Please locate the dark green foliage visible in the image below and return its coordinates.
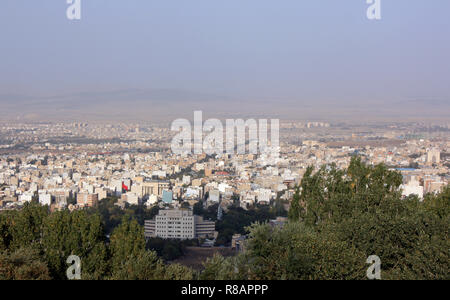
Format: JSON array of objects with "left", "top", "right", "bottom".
[
  {"left": 200, "top": 254, "right": 248, "bottom": 280},
  {"left": 41, "top": 210, "right": 108, "bottom": 279},
  {"left": 0, "top": 213, "right": 13, "bottom": 251},
  {"left": 244, "top": 222, "right": 366, "bottom": 280},
  {"left": 110, "top": 250, "right": 195, "bottom": 280},
  {"left": 288, "top": 187, "right": 302, "bottom": 221},
  {"left": 286, "top": 157, "right": 449, "bottom": 280},
  {"left": 87, "top": 197, "right": 159, "bottom": 234},
  {"left": 201, "top": 223, "right": 365, "bottom": 280},
  {"left": 0, "top": 247, "right": 51, "bottom": 280},
  {"left": 109, "top": 217, "right": 146, "bottom": 273},
  {"left": 146, "top": 238, "right": 197, "bottom": 261},
  {"left": 193, "top": 201, "right": 204, "bottom": 216},
  {"left": 215, "top": 206, "right": 278, "bottom": 246},
  {"left": 7, "top": 202, "right": 48, "bottom": 251}
]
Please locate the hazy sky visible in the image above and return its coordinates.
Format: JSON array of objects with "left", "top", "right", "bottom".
[{"left": 0, "top": 1, "right": 449, "bottom": 120}]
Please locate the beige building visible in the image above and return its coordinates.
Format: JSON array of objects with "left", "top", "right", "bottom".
[
  {"left": 141, "top": 181, "right": 170, "bottom": 197},
  {"left": 77, "top": 192, "right": 98, "bottom": 207},
  {"left": 427, "top": 149, "right": 440, "bottom": 165}
]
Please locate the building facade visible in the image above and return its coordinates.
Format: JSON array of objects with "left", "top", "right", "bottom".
[{"left": 144, "top": 209, "right": 215, "bottom": 240}]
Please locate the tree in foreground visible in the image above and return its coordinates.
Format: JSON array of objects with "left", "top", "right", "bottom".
[
  {"left": 202, "top": 158, "right": 448, "bottom": 280},
  {"left": 0, "top": 247, "right": 50, "bottom": 280}
]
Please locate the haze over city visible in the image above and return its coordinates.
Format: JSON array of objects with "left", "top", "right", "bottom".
[{"left": 1, "top": 0, "right": 449, "bottom": 122}]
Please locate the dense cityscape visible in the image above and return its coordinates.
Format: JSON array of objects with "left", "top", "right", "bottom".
[{"left": 1, "top": 121, "right": 448, "bottom": 213}]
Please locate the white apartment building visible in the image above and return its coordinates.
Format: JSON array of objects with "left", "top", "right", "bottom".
[
  {"left": 145, "top": 194, "right": 158, "bottom": 206},
  {"left": 401, "top": 179, "right": 424, "bottom": 200},
  {"left": 39, "top": 193, "right": 52, "bottom": 206},
  {"left": 145, "top": 209, "right": 215, "bottom": 240},
  {"left": 256, "top": 188, "right": 272, "bottom": 204},
  {"left": 19, "top": 192, "right": 33, "bottom": 203},
  {"left": 122, "top": 192, "right": 139, "bottom": 205},
  {"left": 208, "top": 190, "right": 220, "bottom": 203}
]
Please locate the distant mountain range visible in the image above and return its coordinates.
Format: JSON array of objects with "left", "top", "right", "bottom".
[{"left": 0, "top": 89, "right": 449, "bottom": 123}]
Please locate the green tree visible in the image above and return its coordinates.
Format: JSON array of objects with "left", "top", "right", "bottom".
[
  {"left": 200, "top": 253, "right": 250, "bottom": 280},
  {"left": 287, "top": 157, "right": 448, "bottom": 279},
  {"left": 288, "top": 187, "right": 301, "bottom": 221},
  {"left": 0, "top": 212, "right": 13, "bottom": 251},
  {"left": 41, "top": 210, "right": 108, "bottom": 279},
  {"left": 243, "top": 222, "right": 365, "bottom": 280},
  {"left": 8, "top": 202, "right": 48, "bottom": 251},
  {"left": 0, "top": 247, "right": 50, "bottom": 280},
  {"left": 109, "top": 216, "right": 146, "bottom": 274},
  {"left": 110, "top": 250, "right": 195, "bottom": 280}
]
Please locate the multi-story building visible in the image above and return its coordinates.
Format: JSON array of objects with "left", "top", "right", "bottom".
[
  {"left": 121, "top": 192, "right": 139, "bottom": 205},
  {"left": 141, "top": 181, "right": 170, "bottom": 197},
  {"left": 427, "top": 148, "right": 441, "bottom": 165},
  {"left": 144, "top": 209, "right": 215, "bottom": 240},
  {"left": 39, "top": 193, "right": 52, "bottom": 206},
  {"left": 77, "top": 192, "right": 98, "bottom": 207}
]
